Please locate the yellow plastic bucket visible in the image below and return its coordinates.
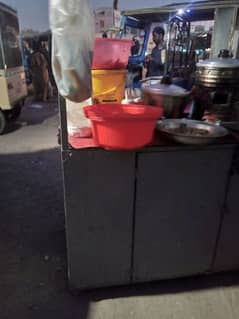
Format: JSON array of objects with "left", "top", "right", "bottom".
[{"left": 92, "top": 69, "right": 127, "bottom": 104}]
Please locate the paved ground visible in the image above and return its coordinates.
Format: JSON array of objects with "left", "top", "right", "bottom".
[{"left": 1, "top": 98, "right": 239, "bottom": 319}]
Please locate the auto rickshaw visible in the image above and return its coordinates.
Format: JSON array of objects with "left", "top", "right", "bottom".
[{"left": 0, "top": 2, "right": 27, "bottom": 134}]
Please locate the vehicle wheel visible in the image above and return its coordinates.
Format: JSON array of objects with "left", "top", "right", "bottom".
[
  {"left": 8, "top": 104, "right": 22, "bottom": 121},
  {"left": 0, "top": 110, "right": 6, "bottom": 135}
]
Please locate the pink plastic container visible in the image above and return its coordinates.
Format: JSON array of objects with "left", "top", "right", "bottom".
[{"left": 92, "top": 38, "right": 133, "bottom": 70}]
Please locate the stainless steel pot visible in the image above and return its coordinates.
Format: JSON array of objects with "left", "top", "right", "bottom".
[
  {"left": 141, "top": 79, "right": 191, "bottom": 118},
  {"left": 196, "top": 55, "right": 239, "bottom": 88}
]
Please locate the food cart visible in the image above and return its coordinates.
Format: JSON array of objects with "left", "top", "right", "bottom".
[{"left": 58, "top": 0, "right": 239, "bottom": 291}]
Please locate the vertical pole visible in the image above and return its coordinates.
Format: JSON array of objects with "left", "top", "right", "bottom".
[
  {"left": 232, "top": 9, "right": 239, "bottom": 58},
  {"left": 59, "top": 95, "right": 68, "bottom": 151},
  {"left": 211, "top": 7, "right": 238, "bottom": 57},
  {"left": 0, "top": 28, "right": 6, "bottom": 71}
]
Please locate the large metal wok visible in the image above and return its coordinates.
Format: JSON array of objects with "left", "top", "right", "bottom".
[{"left": 156, "top": 119, "right": 228, "bottom": 145}]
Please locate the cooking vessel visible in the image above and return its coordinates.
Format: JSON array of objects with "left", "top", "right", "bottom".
[
  {"left": 142, "top": 78, "right": 191, "bottom": 118},
  {"left": 156, "top": 119, "right": 228, "bottom": 145},
  {"left": 196, "top": 52, "right": 239, "bottom": 88}
]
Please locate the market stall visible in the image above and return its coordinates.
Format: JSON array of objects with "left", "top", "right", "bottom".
[
  {"left": 52, "top": 0, "right": 239, "bottom": 290},
  {"left": 60, "top": 100, "right": 238, "bottom": 290}
]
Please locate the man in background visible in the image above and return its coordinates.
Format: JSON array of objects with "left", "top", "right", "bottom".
[{"left": 145, "top": 26, "right": 166, "bottom": 77}]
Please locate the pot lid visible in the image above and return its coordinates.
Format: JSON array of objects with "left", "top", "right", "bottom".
[
  {"left": 142, "top": 82, "right": 189, "bottom": 97},
  {"left": 197, "top": 57, "right": 239, "bottom": 68}
]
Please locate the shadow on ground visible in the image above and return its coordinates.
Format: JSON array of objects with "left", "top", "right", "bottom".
[
  {"left": 3, "top": 97, "right": 59, "bottom": 135},
  {"left": 4, "top": 122, "right": 22, "bottom": 134},
  {"left": 0, "top": 147, "right": 89, "bottom": 319},
  {"left": 87, "top": 271, "right": 239, "bottom": 302},
  {"left": 0, "top": 146, "right": 239, "bottom": 319},
  {"left": 22, "top": 98, "right": 59, "bottom": 126}
]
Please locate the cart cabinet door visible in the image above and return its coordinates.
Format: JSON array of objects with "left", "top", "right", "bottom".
[
  {"left": 214, "top": 151, "right": 239, "bottom": 271},
  {"left": 63, "top": 149, "right": 135, "bottom": 290},
  {"left": 133, "top": 148, "right": 233, "bottom": 282}
]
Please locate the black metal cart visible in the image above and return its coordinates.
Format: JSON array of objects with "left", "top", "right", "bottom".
[{"left": 59, "top": 97, "right": 239, "bottom": 290}]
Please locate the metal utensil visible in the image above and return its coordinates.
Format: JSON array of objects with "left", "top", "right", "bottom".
[
  {"left": 142, "top": 82, "right": 191, "bottom": 118},
  {"left": 140, "top": 76, "right": 163, "bottom": 84},
  {"left": 156, "top": 119, "right": 229, "bottom": 145}
]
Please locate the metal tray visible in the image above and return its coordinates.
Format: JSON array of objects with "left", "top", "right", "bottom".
[{"left": 156, "top": 119, "right": 229, "bottom": 145}]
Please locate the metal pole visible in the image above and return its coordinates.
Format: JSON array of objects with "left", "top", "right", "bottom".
[{"left": 58, "top": 95, "right": 68, "bottom": 151}]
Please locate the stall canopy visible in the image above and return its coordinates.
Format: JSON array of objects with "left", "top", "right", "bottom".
[{"left": 122, "top": 0, "right": 239, "bottom": 22}]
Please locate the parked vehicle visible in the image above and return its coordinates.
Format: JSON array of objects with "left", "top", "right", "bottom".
[{"left": 0, "top": 2, "right": 27, "bottom": 134}]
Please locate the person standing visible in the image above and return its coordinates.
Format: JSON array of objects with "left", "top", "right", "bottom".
[
  {"left": 39, "top": 41, "right": 54, "bottom": 97},
  {"left": 30, "top": 41, "right": 49, "bottom": 102},
  {"left": 145, "top": 26, "right": 166, "bottom": 77},
  {"left": 22, "top": 40, "right": 32, "bottom": 85},
  {"left": 131, "top": 36, "right": 140, "bottom": 56}
]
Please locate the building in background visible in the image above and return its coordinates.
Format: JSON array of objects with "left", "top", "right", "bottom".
[
  {"left": 94, "top": 7, "right": 121, "bottom": 36},
  {"left": 21, "top": 29, "right": 41, "bottom": 38}
]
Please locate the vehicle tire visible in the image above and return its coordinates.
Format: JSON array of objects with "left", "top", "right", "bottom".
[{"left": 0, "top": 110, "right": 6, "bottom": 135}]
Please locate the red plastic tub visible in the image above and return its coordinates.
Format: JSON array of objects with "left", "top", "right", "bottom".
[
  {"left": 84, "top": 104, "right": 163, "bottom": 150},
  {"left": 92, "top": 38, "right": 133, "bottom": 70}
]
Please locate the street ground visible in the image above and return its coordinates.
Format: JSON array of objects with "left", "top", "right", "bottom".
[{"left": 0, "top": 98, "right": 239, "bottom": 319}]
